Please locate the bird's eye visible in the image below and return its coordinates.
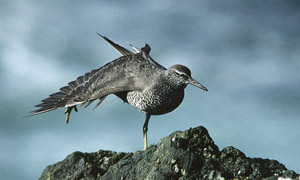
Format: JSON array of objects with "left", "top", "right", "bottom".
[{"left": 175, "top": 72, "right": 186, "bottom": 77}]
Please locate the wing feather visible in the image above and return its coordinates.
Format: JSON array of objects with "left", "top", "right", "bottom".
[
  {"left": 97, "top": 33, "right": 133, "bottom": 56},
  {"left": 30, "top": 37, "right": 165, "bottom": 117}
]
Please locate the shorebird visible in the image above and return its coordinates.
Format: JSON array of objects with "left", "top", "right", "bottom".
[{"left": 31, "top": 34, "right": 208, "bottom": 150}]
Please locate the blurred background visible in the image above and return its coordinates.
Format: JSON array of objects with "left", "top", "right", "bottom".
[{"left": 1, "top": 1, "right": 299, "bottom": 179}]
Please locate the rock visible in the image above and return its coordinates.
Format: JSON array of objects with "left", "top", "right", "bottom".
[{"left": 39, "top": 126, "right": 299, "bottom": 180}]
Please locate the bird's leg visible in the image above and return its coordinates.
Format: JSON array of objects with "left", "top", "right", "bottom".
[
  {"left": 64, "top": 105, "right": 77, "bottom": 124},
  {"left": 143, "top": 113, "right": 151, "bottom": 151},
  {"left": 64, "top": 107, "right": 73, "bottom": 124}
]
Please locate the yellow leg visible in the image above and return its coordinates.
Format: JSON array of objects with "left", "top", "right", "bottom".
[
  {"left": 64, "top": 106, "right": 77, "bottom": 124},
  {"left": 143, "top": 127, "right": 148, "bottom": 151},
  {"left": 143, "top": 114, "right": 151, "bottom": 151}
]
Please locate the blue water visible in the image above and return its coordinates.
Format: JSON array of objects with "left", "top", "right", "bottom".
[{"left": 1, "top": 1, "right": 299, "bottom": 179}]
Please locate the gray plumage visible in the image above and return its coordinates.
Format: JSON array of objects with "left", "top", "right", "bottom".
[{"left": 30, "top": 34, "right": 208, "bottom": 150}]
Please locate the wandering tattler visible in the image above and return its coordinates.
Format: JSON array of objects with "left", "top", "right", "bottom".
[{"left": 30, "top": 34, "right": 208, "bottom": 150}]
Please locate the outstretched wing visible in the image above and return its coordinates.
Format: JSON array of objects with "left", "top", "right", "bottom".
[
  {"left": 29, "top": 34, "right": 167, "bottom": 123},
  {"left": 30, "top": 49, "right": 165, "bottom": 116},
  {"left": 30, "top": 34, "right": 134, "bottom": 117}
]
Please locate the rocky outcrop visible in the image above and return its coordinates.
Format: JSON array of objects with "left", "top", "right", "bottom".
[{"left": 39, "top": 126, "right": 299, "bottom": 180}]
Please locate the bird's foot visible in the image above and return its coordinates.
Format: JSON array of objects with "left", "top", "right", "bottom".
[{"left": 64, "top": 105, "right": 77, "bottom": 124}]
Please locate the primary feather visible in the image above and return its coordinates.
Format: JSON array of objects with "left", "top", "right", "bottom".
[{"left": 30, "top": 35, "right": 165, "bottom": 117}]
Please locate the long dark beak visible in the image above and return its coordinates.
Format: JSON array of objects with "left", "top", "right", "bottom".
[{"left": 187, "top": 77, "right": 208, "bottom": 91}]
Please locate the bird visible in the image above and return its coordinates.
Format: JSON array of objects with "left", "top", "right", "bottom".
[{"left": 30, "top": 34, "right": 208, "bottom": 151}]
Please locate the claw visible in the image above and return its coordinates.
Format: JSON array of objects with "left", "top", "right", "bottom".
[{"left": 64, "top": 105, "right": 77, "bottom": 124}]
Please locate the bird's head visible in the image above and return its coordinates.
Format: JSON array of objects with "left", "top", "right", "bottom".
[{"left": 166, "top": 64, "right": 208, "bottom": 91}]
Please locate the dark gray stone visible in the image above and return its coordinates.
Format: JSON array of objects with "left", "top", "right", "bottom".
[{"left": 39, "top": 126, "right": 299, "bottom": 180}]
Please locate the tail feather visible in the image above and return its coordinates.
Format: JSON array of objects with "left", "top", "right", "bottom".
[{"left": 96, "top": 33, "right": 133, "bottom": 56}]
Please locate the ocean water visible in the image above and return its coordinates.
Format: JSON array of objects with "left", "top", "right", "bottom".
[{"left": 1, "top": 1, "right": 299, "bottom": 179}]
